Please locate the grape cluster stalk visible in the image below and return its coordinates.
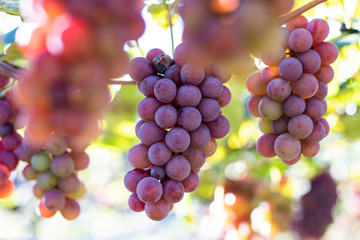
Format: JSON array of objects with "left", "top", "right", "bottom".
[
  {"left": 246, "top": 16, "right": 338, "bottom": 164},
  {"left": 13, "top": 0, "right": 145, "bottom": 220},
  {"left": 125, "top": 44, "right": 232, "bottom": 221}
]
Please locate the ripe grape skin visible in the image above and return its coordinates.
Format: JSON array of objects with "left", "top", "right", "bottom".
[
  {"left": 0, "top": 150, "right": 18, "bottom": 171},
  {"left": 138, "top": 121, "right": 166, "bottom": 146},
  {"left": 128, "top": 193, "right": 145, "bottom": 212},
  {"left": 288, "top": 28, "right": 313, "bottom": 53},
  {"left": 304, "top": 98, "right": 324, "bottom": 121},
  {"left": 173, "top": 43, "right": 189, "bottom": 67},
  {"left": 258, "top": 96, "right": 283, "bottom": 121},
  {"left": 267, "top": 78, "right": 291, "bottom": 101},
  {"left": 286, "top": 15, "right": 309, "bottom": 31},
  {"left": 148, "top": 142, "right": 172, "bottom": 166},
  {"left": 314, "top": 42, "right": 339, "bottom": 65},
  {"left": 313, "top": 81, "right": 328, "bottom": 100},
  {"left": 0, "top": 164, "right": 10, "bottom": 185},
  {"left": 37, "top": 200, "right": 56, "bottom": 218},
  {"left": 216, "top": 85, "right": 231, "bottom": 107},
  {"left": 282, "top": 153, "right": 301, "bottom": 165},
  {"left": 60, "top": 198, "right": 81, "bottom": 220},
  {"left": 150, "top": 166, "right": 166, "bottom": 180},
  {"left": 278, "top": 27, "right": 291, "bottom": 49},
  {"left": 318, "top": 118, "right": 330, "bottom": 137},
  {"left": 140, "top": 75, "right": 160, "bottom": 97},
  {"left": 163, "top": 180, "right": 185, "bottom": 203},
  {"left": 33, "top": 184, "right": 45, "bottom": 199},
  {"left": 50, "top": 154, "right": 75, "bottom": 178},
  {"left": 31, "top": 152, "right": 51, "bottom": 172},
  {"left": 127, "top": 143, "right": 151, "bottom": 169},
  {"left": 199, "top": 76, "right": 223, "bottom": 99},
  {"left": 197, "top": 98, "right": 221, "bottom": 122},
  {"left": 182, "top": 148, "right": 206, "bottom": 169},
  {"left": 245, "top": 72, "right": 267, "bottom": 95},
  {"left": 206, "top": 64, "right": 231, "bottom": 83},
  {"left": 135, "top": 120, "right": 146, "bottom": 138},
  {"left": 292, "top": 73, "right": 319, "bottom": 99},
  {"left": 145, "top": 198, "right": 171, "bottom": 221},
  {"left": 247, "top": 95, "right": 264, "bottom": 117},
  {"left": 69, "top": 151, "right": 89, "bottom": 171},
  {"left": 274, "top": 133, "right": 301, "bottom": 161},
  {"left": 303, "top": 122, "right": 325, "bottom": 143},
  {"left": 2, "top": 133, "right": 21, "bottom": 151},
  {"left": 154, "top": 78, "right": 177, "bottom": 103},
  {"left": 261, "top": 67, "right": 279, "bottom": 85},
  {"left": 42, "top": 189, "right": 66, "bottom": 212},
  {"left": 177, "top": 107, "right": 202, "bottom": 131},
  {"left": 137, "top": 97, "right": 162, "bottom": 121},
  {"left": 136, "top": 177, "right": 163, "bottom": 203},
  {"left": 297, "top": 50, "right": 321, "bottom": 74},
  {"left": 306, "top": 19, "right": 330, "bottom": 45},
  {"left": 188, "top": 124, "right": 211, "bottom": 149},
  {"left": 58, "top": 173, "right": 81, "bottom": 194},
  {"left": 164, "top": 64, "right": 182, "bottom": 87},
  {"left": 129, "top": 57, "right": 155, "bottom": 81},
  {"left": 258, "top": 118, "right": 273, "bottom": 134},
  {"left": 181, "top": 171, "right": 200, "bottom": 192},
  {"left": 314, "top": 65, "right": 334, "bottom": 84},
  {"left": 320, "top": 99, "right": 327, "bottom": 114},
  {"left": 180, "top": 63, "right": 205, "bottom": 86},
  {"left": 283, "top": 94, "right": 306, "bottom": 117},
  {"left": 0, "top": 100, "right": 12, "bottom": 126},
  {"left": 124, "top": 169, "right": 149, "bottom": 193},
  {"left": 271, "top": 115, "right": 289, "bottom": 134},
  {"left": 146, "top": 48, "right": 165, "bottom": 62},
  {"left": 278, "top": 57, "right": 303, "bottom": 82},
  {"left": 256, "top": 133, "right": 277, "bottom": 158},
  {"left": 205, "top": 115, "right": 230, "bottom": 139},
  {"left": 176, "top": 85, "right": 202, "bottom": 107},
  {"left": 202, "top": 137, "right": 217, "bottom": 157},
  {"left": 260, "top": 45, "right": 286, "bottom": 67},
  {"left": 301, "top": 141, "right": 320, "bottom": 158},
  {"left": 288, "top": 114, "right": 314, "bottom": 139},
  {"left": 165, "top": 127, "right": 190, "bottom": 153},
  {"left": 155, "top": 105, "right": 178, "bottom": 129},
  {"left": 165, "top": 155, "right": 191, "bottom": 181}
]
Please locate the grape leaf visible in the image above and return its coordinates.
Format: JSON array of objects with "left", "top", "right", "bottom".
[
  {"left": 147, "top": 3, "right": 178, "bottom": 30},
  {"left": 0, "top": 0, "right": 20, "bottom": 16}
]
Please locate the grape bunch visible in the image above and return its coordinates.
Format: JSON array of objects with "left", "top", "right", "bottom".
[
  {"left": 124, "top": 44, "right": 232, "bottom": 221},
  {"left": 14, "top": 0, "right": 145, "bottom": 219},
  {"left": 0, "top": 90, "right": 22, "bottom": 199},
  {"left": 292, "top": 171, "right": 337, "bottom": 238},
  {"left": 246, "top": 16, "right": 338, "bottom": 165}
]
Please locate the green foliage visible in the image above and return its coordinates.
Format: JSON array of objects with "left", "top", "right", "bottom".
[{"left": 147, "top": 3, "right": 178, "bottom": 30}]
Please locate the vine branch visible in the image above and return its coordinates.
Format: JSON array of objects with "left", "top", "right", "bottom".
[{"left": 279, "top": 0, "right": 327, "bottom": 25}]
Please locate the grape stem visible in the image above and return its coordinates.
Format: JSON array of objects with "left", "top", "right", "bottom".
[
  {"left": 0, "top": 61, "right": 22, "bottom": 79},
  {"left": 279, "top": 0, "right": 327, "bottom": 25},
  {"left": 108, "top": 80, "right": 137, "bottom": 85},
  {"left": 166, "top": 2, "right": 175, "bottom": 56}
]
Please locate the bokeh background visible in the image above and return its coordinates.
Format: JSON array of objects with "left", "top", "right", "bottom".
[{"left": 1, "top": 0, "right": 360, "bottom": 239}]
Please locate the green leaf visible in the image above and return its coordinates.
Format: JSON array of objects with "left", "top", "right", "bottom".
[
  {"left": 0, "top": 0, "right": 20, "bottom": 16},
  {"left": 1, "top": 43, "right": 25, "bottom": 67},
  {"left": 147, "top": 3, "right": 178, "bottom": 30}
]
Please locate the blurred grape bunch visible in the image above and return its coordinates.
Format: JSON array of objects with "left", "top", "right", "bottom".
[
  {"left": 179, "top": 0, "right": 294, "bottom": 74},
  {"left": 292, "top": 171, "right": 337, "bottom": 239}
]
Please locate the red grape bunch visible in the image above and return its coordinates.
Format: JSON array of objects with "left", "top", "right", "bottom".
[
  {"left": 246, "top": 16, "right": 338, "bottom": 165},
  {"left": 124, "top": 43, "right": 232, "bottom": 221},
  {"left": 14, "top": 0, "right": 145, "bottom": 220},
  {"left": 0, "top": 88, "right": 23, "bottom": 199}
]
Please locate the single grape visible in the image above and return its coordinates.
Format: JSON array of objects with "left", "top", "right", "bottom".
[
  {"left": 288, "top": 28, "right": 313, "bottom": 52},
  {"left": 197, "top": 98, "right": 221, "bottom": 122},
  {"left": 2, "top": 133, "right": 21, "bottom": 151},
  {"left": 278, "top": 57, "right": 303, "bottom": 82},
  {"left": 33, "top": 183, "right": 45, "bottom": 199},
  {"left": 154, "top": 78, "right": 177, "bottom": 103},
  {"left": 182, "top": 148, "right": 206, "bottom": 169},
  {"left": 0, "top": 122, "right": 14, "bottom": 136},
  {"left": 288, "top": 114, "right": 314, "bottom": 139},
  {"left": 293, "top": 73, "right": 319, "bottom": 99},
  {"left": 163, "top": 180, "right": 185, "bottom": 203},
  {"left": 57, "top": 173, "right": 80, "bottom": 194},
  {"left": 164, "top": 64, "right": 182, "bottom": 87},
  {"left": 42, "top": 189, "right": 66, "bottom": 212},
  {"left": 320, "top": 99, "right": 327, "bottom": 114},
  {"left": 189, "top": 124, "right": 211, "bottom": 149},
  {"left": 199, "top": 76, "right": 223, "bottom": 99},
  {"left": 206, "top": 64, "right": 231, "bottom": 83},
  {"left": 146, "top": 48, "right": 165, "bottom": 62},
  {"left": 314, "top": 42, "right": 339, "bottom": 65},
  {"left": 173, "top": 43, "right": 189, "bottom": 67},
  {"left": 297, "top": 49, "right": 321, "bottom": 74},
  {"left": 155, "top": 105, "right": 178, "bottom": 130},
  {"left": 283, "top": 94, "right": 306, "bottom": 117},
  {"left": 45, "top": 134, "right": 68, "bottom": 156},
  {"left": 0, "top": 150, "right": 19, "bottom": 171},
  {"left": 177, "top": 107, "right": 202, "bottom": 131},
  {"left": 31, "top": 152, "right": 51, "bottom": 172},
  {"left": 258, "top": 118, "right": 273, "bottom": 134},
  {"left": 148, "top": 142, "right": 172, "bottom": 166},
  {"left": 261, "top": 67, "right": 279, "bottom": 85},
  {"left": 282, "top": 153, "right": 301, "bottom": 165},
  {"left": 135, "top": 120, "right": 146, "bottom": 138},
  {"left": 128, "top": 193, "right": 145, "bottom": 212},
  {"left": 202, "top": 138, "right": 217, "bottom": 157},
  {"left": 181, "top": 171, "right": 200, "bottom": 192},
  {"left": 258, "top": 96, "right": 283, "bottom": 121},
  {"left": 0, "top": 100, "right": 12, "bottom": 126},
  {"left": 256, "top": 133, "right": 277, "bottom": 158},
  {"left": 180, "top": 63, "right": 205, "bottom": 86},
  {"left": 128, "top": 143, "right": 151, "bottom": 169},
  {"left": 0, "top": 164, "right": 10, "bottom": 185},
  {"left": 138, "top": 121, "right": 166, "bottom": 146},
  {"left": 286, "top": 15, "right": 309, "bottom": 31},
  {"left": 150, "top": 166, "right": 166, "bottom": 180},
  {"left": 69, "top": 151, "right": 89, "bottom": 171},
  {"left": 314, "top": 65, "right": 334, "bottom": 84},
  {"left": 271, "top": 115, "right": 289, "bottom": 134},
  {"left": 136, "top": 177, "right": 163, "bottom": 203},
  {"left": 60, "top": 198, "right": 81, "bottom": 220},
  {"left": 267, "top": 78, "right": 291, "bottom": 101},
  {"left": 165, "top": 155, "right": 191, "bottom": 181},
  {"left": 22, "top": 164, "right": 38, "bottom": 181},
  {"left": 51, "top": 153, "right": 75, "bottom": 178},
  {"left": 204, "top": 115, "right": 230, "bottom": 139},
  {"left": 318, "top": 118, "right": 330, "bottom": 137},
  {"left": 303, "top": 122, "right": 325, "bottom": 143},
  {"left": 124, "top": 168, "right": 149, "bottom": 193},
  {"left": 37, "top": 200, "right": 56, "bottom": 218},
  {"left": 306, "top": 19, "right": 330, "bottom": 45},
  {"left": 313, "top": 81, "right": 328, "bottom": 100},
  {"left": 245, "top": 72, "right": 267, "bottom": 95},
  {"left": 140, "top": 75, "right": 160, "bottom": 97},
  {"left": 301, "top": 141, "right": 320, "bottom": 158},
  {"left": 145, "top": 198, "right": 171, "bottom": 221},
  {"left": 274, "top": 133, "right": 301, "bottom": 160},
  {"left": 260, "top": 45, "right": 286, "bottom": 67},
  {"left": 137, "top": 97, "right": 162, "bottom": 122},
  {"left": 304, "top": 98, "right": 324, "bottom": 120},
  {"left": 247, "top": 95, "right": 264, "bottom": 118},
  {"left": 129, "top": 57, "right": 154, "bottom": 81},
  {"left": 165, "top": 127, "right": 190, "bottom": 153},
  {"left": 176, "top": 85, "right": 202, "bottom": 107}
]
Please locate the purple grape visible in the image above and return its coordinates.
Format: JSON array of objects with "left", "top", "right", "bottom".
[
  {"left": 140, "top": 75, "right": 160, "bottom": 97},
  {"left": 164, "top": 64, "right": 182, "bottom": 87},
  {"left": 204, "top": 115, "right": 230, "bottom": 139},
  {"left": 278, "top": 57, "right": 303, "bottom": 82},
  {"left": 288, "top": 114, "right": 314, "bottom": 139},
  {"left": 173, "top": 43, "right": 189, "bottom": 67},
  {"left": 0, "top": 150, "right": 18, "bottom": 171},
  {"left": 206, "top": 64, "right": 231, "bottom": 83},
  {"left": 124, "top": 168, "right": 149, "bottom": 193},
  {"left": 128, "top": 193, "right": 145, "bottom": 212},
  {"left": 197, "top": 98, "right": 221, "bottom": 122},
  {"left": 165, "top": 127, "right": 190, "bottom": 153},
  {"left": 177, "top": 107, "right": 202, "bottom": 131},
  {"left": 165, "top": 155, "right": 191, "bottom": 181},
  {"left": 176, "top": 85, "right": 202, "bottom": 107},
  {"left": 256, "top": 133, "right": 277, "bottom": 158},
  {"left": 42, "top": 189, "right": 66, "bottom": 212},
  {"left": 306, "top": 19, "right": 330, "bottom": 44},
  {"left": 188, "top": 124, "right": 211, "bottom": 149},
  {"left": 148, "top": 142, "right": 172, "bottom": 166},
  {"left": 138, "top": 121, "right": 166, "bottom": 146},
  {"left": 136, "top": 177, "right": 163, "bottom": 203},
  {"left": 297, "top": 49, "right": 321, "bottom": 74},
  {"left": 135, "top": 120, "right": 146, "bottom": 138},
  {"left": 150, "top": 166, "right": 166, "bottom": 180},
  {"left": 293, "top": 73, "right": 319, "bottom": 99},
  {"left": 50, "top": 153, "right": 75, "bottom": 178},
  {"left": 313, "top": 81, "right": 328, "bottom": 100},
  {"left": 303, "top": 122, "right": 325, "bottom": 143},
  {"left": 57, "top": 173, "right": 80, "bottom": 194},
  {"left": 266, "top": 78, "right": 292, "bottom": 101},
  {"left": 304, "top": 98, "right": 324, "bottom": 121},
  {"left": 199, "top": 76, "right": 223, "bottom": 99},
  {"left": 127, "top": 143, "right": 151, "bottom": 169},
  {"left": 274, "top": 133, "right": 301, "bottom": 161},
  {"left": 288, "top": 28, "right": 313, "bottom": 52},
  {"left": 0, "top": 100, "right": 12, "bottom": 126},
  {"left": 182, "top": 148, "right": 206, "bottom": 170},
  {"left": 181, "top": 171, "right": 200, "bottom": 192},
  {"left": 283, "top": 94, "right": 306, "bottom": 117},
  {"left": 247, "top": 95, "right": 264, "bottom": 117},
  {"left": 180, "top": 63, "right": 205, "bottom": 86},
  {"left": 154, "top": 105, "right": 178, "bottom": 129},
  {"left": 216, "top": 85, "right": 231, "bottom": 107},
  {"left": 129, "top": 57, "right": 154, "bottom": 81},
  {"left": 145, "top": 198, "right": 171, "bottom": 221},
  {"left": 137, "top": 97, "right": 162, "bottom": 121},
  {"left": 318, "top": 118, "right": 329, "bottom": 137},
  {"left": 154, "top": 78, "right": 177, "bottom": 103},
  {"left": 45, "top": 134, "right": 67, "bottom": 157},
  {"left": 271, "top": 115, "right": 289, "bottom": 134},
  {"left": 163, "top": 180, "right": 185, "bottom": 203},
  {"left": 0, "top": 122, "right": 14, "bottom": 136}
]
